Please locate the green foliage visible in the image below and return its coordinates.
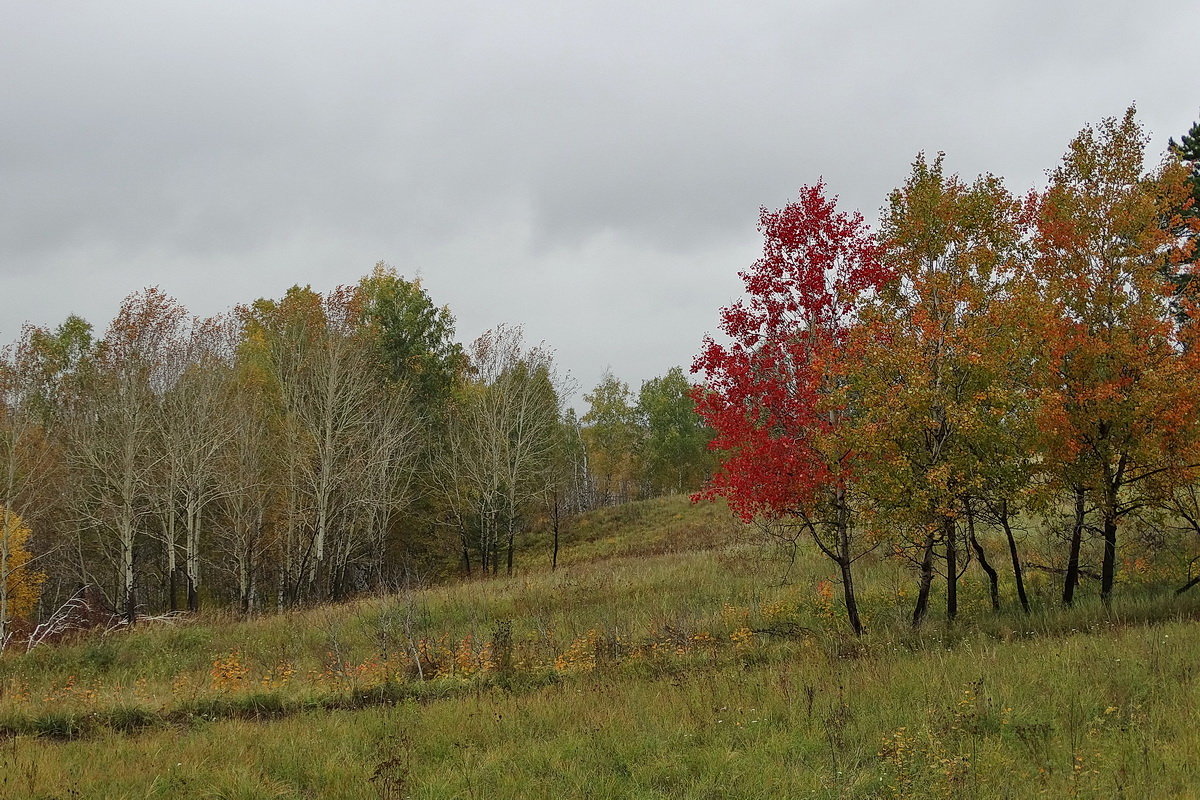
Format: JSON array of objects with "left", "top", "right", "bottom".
[
  {"left": 1165, "top": 112, "right": 1200, "bottom": 315},
  {"left": 16, "top": 314, "right": 94, "bottom": 424},
  {"left": 633, "top": 367, "right": 713, "bottom": 495},
  {"left": 582, "top": 367, "right": 714, "bottom": 503},
  {"left": 1168, "top": 111, "right": 1200, "bottom": 210},
  {"left": 358, "top": 262, "right": 466, "bottom": 408},
  {"left": 582, "top": 371, "right": 639, "bottom": 502}
]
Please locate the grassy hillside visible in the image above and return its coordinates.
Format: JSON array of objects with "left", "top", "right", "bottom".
[{"left": 3, "top": 495, "right": 1200, "bottom": 798}]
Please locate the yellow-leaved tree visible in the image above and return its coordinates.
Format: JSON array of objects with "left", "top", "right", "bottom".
[{"left": 1, "top": 507, "right": 44, "bottom": 645}]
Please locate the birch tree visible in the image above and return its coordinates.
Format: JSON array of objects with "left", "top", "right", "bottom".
[
  {"left": 432, "top": 327, "right": 562, "bottom": 575},
  {"left": 65, "top": 289, "right": 187, "bottom": 622}
]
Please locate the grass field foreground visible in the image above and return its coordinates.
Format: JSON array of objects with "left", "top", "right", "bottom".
[{"left": 2, "top": 495, "right": 1200, "bottom": 798}]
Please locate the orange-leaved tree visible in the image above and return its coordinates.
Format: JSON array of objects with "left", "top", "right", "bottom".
[
  {"left": 851, "top": 154, "right": 1029, "bottom": 626},
  {"left": 1031, "top": 107, "right": 1200, "bottom": 603}
]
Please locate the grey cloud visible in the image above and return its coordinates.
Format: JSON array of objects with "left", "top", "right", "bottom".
[{"left": 1, "top": 0, "right": 1197, "bottom": 396}]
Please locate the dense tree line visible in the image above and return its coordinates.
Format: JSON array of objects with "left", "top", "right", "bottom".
[
  {"left": 0, "top": 263, "right": 714, "bottom": 642},
  {"left": 695, "top": 108, "right": 1200, "bottom": 635}
]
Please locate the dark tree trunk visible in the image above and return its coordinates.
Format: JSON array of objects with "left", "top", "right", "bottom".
[
  {"left": 835, "top": 491, "right": 864, "bottom": 637},
  {"left": 945, "top": 516, "right": 958, "bottom": 622},
  {"left": 461, "top": 541, "right": 472, "bottom": 577},
  {"left": 551, "top": 491, "right": 561, "bottom": 572},
  {"left": 1176, "top": 574, "right": 1200, "bottom": 595},
  {"left": 839, "top": 555, "right": 864, "bottom": 637},
  {"left": 998, "top": 499, "right": 1030, "bottom": 613},
  {"left": 330, "top": 564, "right": 344, "bottom": 603},
  {"left": 966, "top": 500, "right": 1000, "bottom": 612},
  {"left": 1100, "top": 508, "right": 1118, "bottom": 601},
  {"left": 506, "top": 514, "right": 516, "bottom": 577},
  {"left": 912, "top": 529, "right": 936, "bottom": 628},
  {"left": 1062, "top": 486, "right": 1086, "bottom": 606}
]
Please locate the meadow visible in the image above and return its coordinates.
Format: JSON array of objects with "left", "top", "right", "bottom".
[{"left": 3, "top": 495, "right": 1200, "bottom": 799}]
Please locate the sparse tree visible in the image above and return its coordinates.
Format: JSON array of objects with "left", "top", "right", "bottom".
[{"left": 64, "top": 289, "right": 187, "bottom": 623}]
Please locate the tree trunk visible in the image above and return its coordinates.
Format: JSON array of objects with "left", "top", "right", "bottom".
[
  {"left": 1100, "top": 507, "right": 1118, "bottom": 601},
  {"left": 839, "top": 555, "right": 864, "bottom": 637},
  {"left": 551, "top": 490, "right": 561, "bottom": 572},
  {"left": 238, "top": 550, "right": 251, "bottom": 614},
  {"left": 1062, "top": 486, "right": 1085, "bottom": 606},
  {"left": 121, "top": 524, "right": 136, "bottom": 625},
  {"left": 0, "top": 505, "right": 11, "bottom": 649},
  {"left": 459, "top": 529, "right": 472, "bottom": 577},
  {"left": 166, "top": 505, "right": 178, "bottom": 613},
  {"left": 276, "top": 565, "right": 286, "bottom": 614},
  {"left": 833, "top": 490, "right": 864, "bottom": 637},
  {"left": 185, "top": 498, "right": 200, "bottom": 613},
  {"left": 945, "top": 516, "right": 958, "bottom": 622},
  {"left": 1176, "top": 574, "right": 1200, "bottom": 595},
  {"left": 912, "top": 529, "right": 936, "bottom": 628},
  {"left": 999, "top": 499, "right": 1030, "bottom": 613},
  {"left": 505, "top": 509, "right": 516, "bottom": 577},
  {"left": 966, "top": 500, "right": 1000, "bottom": 612}
]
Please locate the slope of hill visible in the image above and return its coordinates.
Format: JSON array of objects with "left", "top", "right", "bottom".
[{"left": 2, "top": 494, "right": 1199, "bottom": 798}]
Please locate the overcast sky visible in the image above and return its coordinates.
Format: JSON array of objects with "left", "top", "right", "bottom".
[{"left": 2, "top": 1, "right": 1197, "bottom": 410}]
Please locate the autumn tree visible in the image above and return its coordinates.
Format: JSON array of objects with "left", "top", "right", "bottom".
[
  {"left": 3, "top": 318, "right": 93, "bottom": 612},
  {"left": 546, "top": 409, "right": 590, "bottom": 570},
  {"left": 852, "top": 155, "right": 1027, "bottom": 625},
  {"left": 0, "top": 510, "right": 43, "bottom": 647},
  {"left": 0, "top": 355, "right": 37, "bottom": 644},
  {"left": 0, "top": 334, "right": 64, "bottom": 645},
  {"left": 212, "top": 329, "right": 282, "bottom": 613},
  {"left": 151, "top": 316, "right": 239, "bottom": 612},
  {"left": 694, "top": 183, "right": 888, "bottom": 636},
  {"left": 1031, "top": 108, "right": 1200, "bottom": 603}
]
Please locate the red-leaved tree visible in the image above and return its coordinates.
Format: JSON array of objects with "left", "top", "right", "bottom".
[{"left": 692, "top": 183, "right": 889, "bottom": 635}]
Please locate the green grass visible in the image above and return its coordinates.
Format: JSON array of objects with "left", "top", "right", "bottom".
[
  {"left": 3, "top": 494, "right": 1200, "bottom": 798},
  {"left": 4, "top": 619, "right": 1200, "bottom": 798}
]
